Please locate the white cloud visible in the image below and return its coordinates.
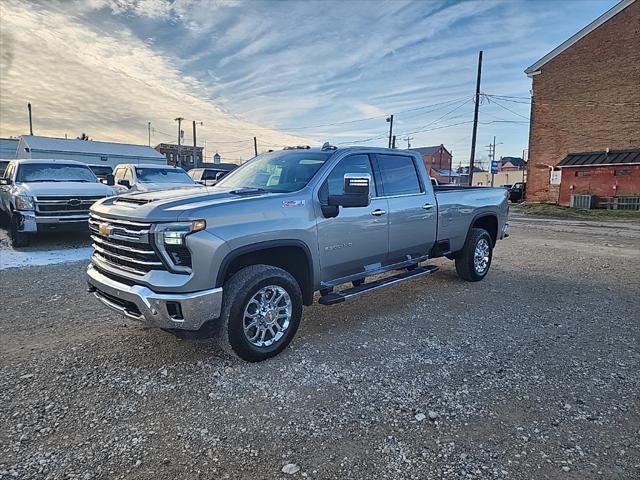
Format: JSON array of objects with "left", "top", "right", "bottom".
[{"left": 0, "top": 0, "right": 310, "bottom": 161}]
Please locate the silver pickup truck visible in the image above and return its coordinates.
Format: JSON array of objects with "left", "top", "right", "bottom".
[
  {"left": 87, "top": 145, "right": 508, "bottom": 361},
  {"left": 0, "top": 159, "right": 116, "bottom": 247}
]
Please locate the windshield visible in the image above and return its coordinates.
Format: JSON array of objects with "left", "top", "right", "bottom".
[
  {"left": 135, "top": 167, "right": 195, "bottom": 184},
  {"left": 16, "top": 163, "right": 98, "bottom": 183},
  {"left": 215, "top": 151, "right": 331, "bottom": 192}
]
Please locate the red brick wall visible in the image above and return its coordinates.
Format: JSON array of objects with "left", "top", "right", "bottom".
[
  {"left": 527, "top": 1, "right": 640, "bottom": 202},
  {"left": 421, "top": 152, "right": 452, "bottom": 171},
  {"left": 558, "top": 164, "right": 640, "bottom": 206}
]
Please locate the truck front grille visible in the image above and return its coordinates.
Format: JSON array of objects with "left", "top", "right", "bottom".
[
  {"left": 89, "top": 213, "right": 166, "bottom": 276},
  {"left": 35, "top": 195, "right": 105, "bottom": 217}
]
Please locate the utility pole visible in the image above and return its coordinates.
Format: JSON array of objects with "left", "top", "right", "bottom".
[
  {"left": 253, "top": 136, "right": 258, "bottom": 157},
  {"left": 386, "top": 115, "right": 394, "bottom": 149},
  {"left": 27, "top": 103, "right": 33, "bottom": 135},
  {"left": 392, "top": 135, "right": 397, "bottom": 149},
  {"left": 449, "top": 150, "right": 453, "bottom": 184},
  {"left": 148, "top": 122, "right": 151, "bottom": 147},
  {"left": 192, "top": 121, "right": 198, "bottom": 168},
  {"left": 468, "top": 50, "right": 483, "bottom": 186},
  {"left": 404, "top": 136, "right": 413, "bottom": 149},
  {"left": 174, "top": 117, "right": 184, "bottom": 168}
]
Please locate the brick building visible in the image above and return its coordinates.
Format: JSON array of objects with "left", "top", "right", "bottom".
[
  {"left": 557, "top": 148, "right": 640, "bottom": 207},
  {"left": 411, "top": 145, "right": 454, "bottom": 183},
  {"left": 155, "top": 143, "right": 204, "bottom": 169},
  {"left": 524, "top": 0, "right": 640, "bottom": 203}
]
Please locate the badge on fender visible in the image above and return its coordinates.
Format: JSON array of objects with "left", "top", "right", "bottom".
[{"left": 282, "top": 200, "right": 305, "bottom": 208}]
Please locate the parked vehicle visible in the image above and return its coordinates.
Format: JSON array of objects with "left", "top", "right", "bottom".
[
  {"left": 88, "top": 164, "right": 114, "bottom": 184},
  {"left": 87, "top": 145, "right": 509, "bottom": 362},
  {"left": 112, "top": 164, "right": 201, "bottom": 194},
  {"left": 0, "top": 160, "right": 10, "bottom": 177},
  {"left": 188, "top": 164, "right": 238, "bottom": 186},
  {"left": 501, "top": 184, "right": 513, "bottom": 190},
  {"left": 509, "top": 182, "right": 526, "bottom": 202},
  {"left": 0, "top": 159, "right": 116, "bottom": 247}
]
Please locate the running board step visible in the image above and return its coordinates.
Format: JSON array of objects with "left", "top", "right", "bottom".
[{"left": 318, "top": 265, "right": 439, "bottom": 306}]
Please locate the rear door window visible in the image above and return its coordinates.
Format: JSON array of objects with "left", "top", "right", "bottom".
[{"left": 375, "top": 154, "right": 422, "bottom": 196}]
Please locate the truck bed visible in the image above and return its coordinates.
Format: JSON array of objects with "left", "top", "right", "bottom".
[{"left": 434, "top": 186, "right": 509, "bottom": 253}]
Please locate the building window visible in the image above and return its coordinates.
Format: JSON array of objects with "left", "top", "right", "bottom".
[
  {"left": 614, "top": 170, "right": 630, "bottom": 177},
  {"left": 576, "top": 171, "right": 591, "bottom": 177}
]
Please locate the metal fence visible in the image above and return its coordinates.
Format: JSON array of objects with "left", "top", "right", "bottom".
[{"left": 596, "top": 196, "right": 640, "bottom": 211}]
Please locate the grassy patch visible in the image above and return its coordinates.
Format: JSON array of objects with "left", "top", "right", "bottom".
[{"left": 513, "top": 203, "right": 640, "bottom": 221}]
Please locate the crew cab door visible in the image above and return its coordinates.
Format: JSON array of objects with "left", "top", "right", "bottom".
[
  {"left": 316, "top": 154, "right": 389, "bottom": 283},
  {"left": 373, "top": 153, "right": 437, "bottom": 262}
]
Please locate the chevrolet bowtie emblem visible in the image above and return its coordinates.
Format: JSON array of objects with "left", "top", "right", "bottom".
[{"left": 98, "top": 223, "right": 112, "bottom": 236}]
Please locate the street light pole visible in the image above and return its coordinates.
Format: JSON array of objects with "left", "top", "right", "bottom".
[{"left": 386, "top": 115, "right": 394, "bottom": 149}]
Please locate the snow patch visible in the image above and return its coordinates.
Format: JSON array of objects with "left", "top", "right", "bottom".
[{"left": 0, "top": 247, "right": 93, "bottom": 270}]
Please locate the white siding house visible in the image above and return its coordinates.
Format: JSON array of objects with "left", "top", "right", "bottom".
[{"left": 15, "top": 135, "right": 166, "bottom": 169}]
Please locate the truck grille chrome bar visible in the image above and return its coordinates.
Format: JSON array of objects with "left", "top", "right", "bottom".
[{"left": 89, "top": 212, "right": 166, "bottom": 276}]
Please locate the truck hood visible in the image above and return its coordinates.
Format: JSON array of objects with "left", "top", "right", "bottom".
[
  {"left": 17, "top": 181, "right": 116, "bottom": 197},
  {"left": 91, "top": 186, "right": 275, "bottom": 222}
]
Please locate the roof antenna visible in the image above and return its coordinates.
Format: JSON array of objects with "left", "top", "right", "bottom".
[{"left": 321, "top": 142, "right": 330, "bottom": 150}]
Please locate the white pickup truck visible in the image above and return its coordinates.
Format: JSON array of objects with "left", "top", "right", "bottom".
[{"left": 0, "top": 159, "right": 115, "bottom": 247}]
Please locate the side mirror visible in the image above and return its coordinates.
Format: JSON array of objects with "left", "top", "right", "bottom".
[
  {"left": 0, "top": 178, "right": 11, "bottom": 186},
  {"left": 203, "top": 179, "right": 216, "bottom": 186},
  {"left": 327, "top": 173, "right": 371, "bottom": 208},
  {"left": 215, "top": 172, "right": 226, "bottom": 180},
  {"left": 105, "top": 174, "right": 115, "bottom": 186},
  {"left": 118, "top": 179, "right": 130, "bottom": 188}
]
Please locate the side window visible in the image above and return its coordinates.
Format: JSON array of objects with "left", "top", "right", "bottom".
[
  {"left": 113, "top": 168, "right": 125, "bottom": 182},
  {"left": 123, "top": 168, "right": 134, "bottom": 183},
  {"left": 325, "top": 154, "right": 375, "bottom": 197},
  {"left": 375, "top": 154, "right": 422, "bottom": 196},
  {"left": 202, "top": 170, "right": 217, "bottom": 180}
]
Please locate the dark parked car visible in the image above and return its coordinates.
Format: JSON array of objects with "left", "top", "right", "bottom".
[
  {"left": 188, "top": 164, "right": 238, "bottom": 186},
  {"left": 509, "top": 182, "right": 526, "bottom": 202},
  {"left": 88, "top": 164, "right": 114, "bottom": 183}
]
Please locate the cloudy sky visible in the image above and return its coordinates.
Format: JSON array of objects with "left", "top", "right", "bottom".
[{"left": 0, "top": 0, "right": 618, "bottom": 164}]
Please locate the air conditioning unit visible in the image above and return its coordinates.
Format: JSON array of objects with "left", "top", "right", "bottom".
[{"left": 570, "top": 194, "right": 594, "bottom": 209}]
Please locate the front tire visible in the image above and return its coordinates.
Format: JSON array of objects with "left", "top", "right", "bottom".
[
  {"left": 9, "top": 214, "right": 30, "bottom": 248},
  {"left": 217, "top": 265, "right": 303, "bottom": 362},
  {"left": 454, "top": 228, "right": 493, "bottom": 282}
]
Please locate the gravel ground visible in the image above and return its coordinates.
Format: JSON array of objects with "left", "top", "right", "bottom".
[{"left": 0, "top": 215, "right": 639, "bottom": 479}]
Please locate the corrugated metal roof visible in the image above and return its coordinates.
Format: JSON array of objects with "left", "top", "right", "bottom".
[
  {"left": 21, "top": 135, "right": 165, "bottom": 159},
  {"left": 557, "top": 148, "right": 640, "bottom": 167}
]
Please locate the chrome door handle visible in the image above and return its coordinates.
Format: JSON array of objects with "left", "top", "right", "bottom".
[
  {"left": 423, "top": 203, "right": 434, "bottom": 210},
  {"left": 371, "top": 209, "right": 387, "bottom": 216}
]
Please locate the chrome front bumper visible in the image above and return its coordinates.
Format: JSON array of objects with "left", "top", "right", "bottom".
[
  {"left": 18, "top": 211, "right": 89, "bottom": 232},
  {"left": 86, "top": 264, "right": 223, "bottom": 330}
]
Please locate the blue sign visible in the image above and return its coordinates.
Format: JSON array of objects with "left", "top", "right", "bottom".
[{"left": 491, "top": 160, "right": 499, "bottom": 174}]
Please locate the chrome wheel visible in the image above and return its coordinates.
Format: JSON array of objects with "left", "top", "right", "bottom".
[
  {"left": 474, "top": 238, "right": 490, "bottom": 274},
  {"left": 242, "top": 285, "right": 292, "bottom": 348}
]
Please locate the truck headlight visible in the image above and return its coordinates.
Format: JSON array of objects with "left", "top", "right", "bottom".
[
  {"left": 15, "top": 195, "right": 35, "bottom": 211},
  {"left": 154, "top": 220, "right": 206, "bottom": 246},
  {"left": 152, "top": 220, "right": 206, "bottom": 273}
]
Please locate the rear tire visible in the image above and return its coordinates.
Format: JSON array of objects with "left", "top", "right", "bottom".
[
  {"left": 454, "top": 228, "right": 492, "bottom": 282},
  {"left": 216, "top": 265, "right": 303, "bottom": 362},
  {"left": 9, "top": 214, "right": 30, "bottom": 248}
]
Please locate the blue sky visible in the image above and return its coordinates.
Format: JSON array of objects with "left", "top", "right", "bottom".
[{"left": 0, "top": 0, "right": 619, "bottom": 164}]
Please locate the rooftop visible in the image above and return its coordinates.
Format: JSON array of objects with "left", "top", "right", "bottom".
[
  {"left": 557, "top": 148, "right": 640, "bottom": 167},
  {"left": 21, "top": 135, "right": 165, "bottom": 159}
]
